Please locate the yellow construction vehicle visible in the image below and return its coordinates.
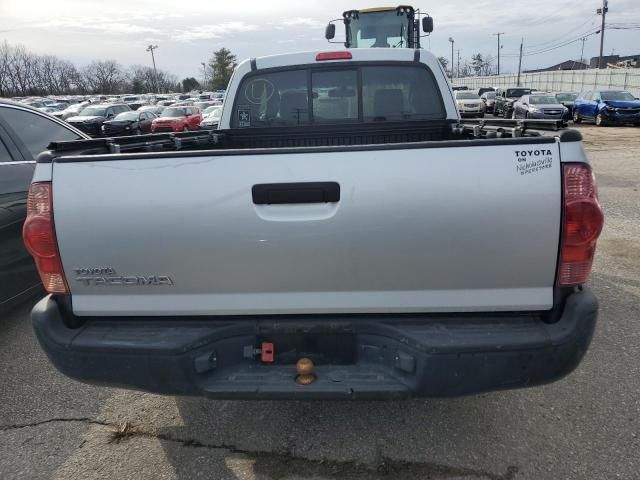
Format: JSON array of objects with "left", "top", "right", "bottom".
[{"left": 325, "top": 6, "right": 433, "bottom": 49}]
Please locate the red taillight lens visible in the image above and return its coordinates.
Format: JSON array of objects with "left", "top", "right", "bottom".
[
  {"left": 23, "top": 182, "right": 69, "bottom": 294},
  {"left": 316, "top": 51, "right": 353, "bottom": 61},
  {"left": 557, "top": 164, "right": 604, "bottom": 287}
]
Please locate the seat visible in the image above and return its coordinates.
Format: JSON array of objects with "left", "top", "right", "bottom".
[
  {"left": 373, "top": 89, "right": 404, "bottom": 119},
  {"left": 279, "top": 91, "right": 308, "bottom": 124}
]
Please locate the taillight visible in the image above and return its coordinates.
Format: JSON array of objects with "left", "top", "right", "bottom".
[
  {"left": 23, "top": 182, "right": 69, "bottom": 294},
  {"left": 316, "top": 51, "right": 353, "bottom": 61},
  {"left": 557, "top": 163, "right": 604, "bottom": 287}
]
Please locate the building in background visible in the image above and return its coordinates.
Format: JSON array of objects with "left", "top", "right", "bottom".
[
  {"left": 590, "top": 54, "right": 640, "bottom": 69},
  {"left": 524, "top": 60, "right": 590, "bottom": 73}
]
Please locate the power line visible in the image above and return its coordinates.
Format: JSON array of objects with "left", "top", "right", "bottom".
[
  {"left": 523, "top": 30, "right": 601, "bottom": 56},
  {"left": 499, "top": 23, "right": 600, "bottom": 58},
  {"left": 525, "top": 15, "right": 598, "bottom": 49}
]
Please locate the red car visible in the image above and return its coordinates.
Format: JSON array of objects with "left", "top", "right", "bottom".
[{"left": 151, "top": 106, "right": 202, "bottom": 133}]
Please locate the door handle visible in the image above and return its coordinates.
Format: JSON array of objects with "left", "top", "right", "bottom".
[{"left": 252, "top": 182, "right": 340, "bottom": 205}]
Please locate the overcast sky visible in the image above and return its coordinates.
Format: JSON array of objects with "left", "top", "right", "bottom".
[{"left": 1, "top": 0, "right": 639, "bottom": 80}]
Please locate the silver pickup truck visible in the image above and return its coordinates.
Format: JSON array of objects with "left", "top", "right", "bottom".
[{"left": 26, "top": 49, "right": 603, "bottom": 399}]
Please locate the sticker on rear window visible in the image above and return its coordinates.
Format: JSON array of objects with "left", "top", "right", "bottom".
[
  {"left": 238, "top": 106, "right": 251, "bottom": 127},
  {"left": 244, "top": 78, "right": 275, "bottom": 104}
]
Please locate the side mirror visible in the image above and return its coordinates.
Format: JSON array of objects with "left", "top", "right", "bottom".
[
  {"left": 422, "top": 17, "right": 433, "bottom": 33},
  {"left": 325, "top": 23, "right": 336, "bottom": 40}
]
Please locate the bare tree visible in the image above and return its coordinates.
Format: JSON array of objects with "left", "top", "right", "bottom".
[
  {"left": 82, "top": 60, "right": 125, "bottom": 94},
  {"left": 0, "top": 41, "right": 180, "bottom": 97}
]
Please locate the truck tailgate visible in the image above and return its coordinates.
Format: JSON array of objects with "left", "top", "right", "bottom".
[{"left": 52, "top": 140, "right": 561, "bottom": 316}]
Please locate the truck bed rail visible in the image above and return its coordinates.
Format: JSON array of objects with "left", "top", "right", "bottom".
[{"left": 40, "top": 119, "right": 566, "bottom": 160}]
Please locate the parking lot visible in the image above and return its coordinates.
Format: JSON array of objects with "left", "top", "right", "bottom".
[{"left": 0, "top": 124, "right": 638, "bottom": 480}]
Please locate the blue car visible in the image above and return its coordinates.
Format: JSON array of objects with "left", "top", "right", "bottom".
[{"left": 573, "top": 89, "right": 640, "bottom": 126}]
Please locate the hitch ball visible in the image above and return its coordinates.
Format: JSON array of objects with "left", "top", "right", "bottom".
[{"left": 295, "top": 358, "right": 316, "bottom": 385}]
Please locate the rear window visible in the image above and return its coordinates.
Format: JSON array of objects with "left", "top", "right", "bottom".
[
  {"left": 232, "top": 64, "right": 445, "bottom": 128},
  {"left": 506, "top": 88, "right": 531, "bottom": 98}
]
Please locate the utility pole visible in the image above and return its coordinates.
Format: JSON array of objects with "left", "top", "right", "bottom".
[
  {"left": 516, "top": 38, "right": 524, "bottom": 86},
  {"left": 448, "top": 37, "right": 455, "bottom": 79},
  {"left": 456, "top": 49, "right": 461, "bottom": 78},
  {"left": 597, "top": 0, "right": 608, "bottom": 69},
  {"left": 579, "top": 37, "right": 587, "bottom": 64},
  {"left": 201, "top": 62, "right": 207, "bottom": 89},
  {"left": 493, "top": 32, "right": 504, "bottom": 75},
  {"left": 146, "top": 45, "right": 159, "bottom": 93}
]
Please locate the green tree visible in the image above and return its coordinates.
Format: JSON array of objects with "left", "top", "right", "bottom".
[
  {"left": 471, "top": 53, "right": 485, "bottom": 76},
  {"left": 182, "top": 77, "right": 200, "bottom": 93},
  {"left": 131, "top": 77, "right": 144, "bottom": 94},
  {"left": 208, "top": 48, "right": 236, "bottom": 90}
]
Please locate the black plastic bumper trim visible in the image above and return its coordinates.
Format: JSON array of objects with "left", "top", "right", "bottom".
[{"left": 32, "top": 288, "right": 598, "bottom": 399}]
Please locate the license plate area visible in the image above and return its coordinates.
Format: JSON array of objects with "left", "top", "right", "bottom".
[{"left": 257, "top": 329, "right": 356, "bottom": 365}]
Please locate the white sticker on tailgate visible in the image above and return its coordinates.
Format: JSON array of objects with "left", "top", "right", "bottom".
[{"left": 514, "top": 148, "right": 554, "bottom": 176}]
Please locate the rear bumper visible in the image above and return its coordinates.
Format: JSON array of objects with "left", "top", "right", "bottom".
[{"left": 32, "top": 288, "right": 598, "bottom": 399}]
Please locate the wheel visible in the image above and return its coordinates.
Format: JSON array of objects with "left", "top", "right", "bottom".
[
  {"left": 511, "top": 110, "right": 517, "bottom": 119},
  {"left": 493, "top": 105, "right": 500, "bottom": 117},
  {"left": 573, "top": 110, "right": 582, "bottom": 124},
  {"left": 595, "top": 114, "right": 606, "bottom": 127},
  {"left": 503, "top": 108, "right": 511, "bottom": 119},
  {"left": 182, "top": 125, "right": 189, "bottom": 132},
  {"left": 525, "top": 112, "right": 529, "bottom": 119}
]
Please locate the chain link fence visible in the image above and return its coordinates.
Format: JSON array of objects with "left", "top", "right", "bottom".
[{"left": 455, "top": 69, "right": 640, "bottom": 96}]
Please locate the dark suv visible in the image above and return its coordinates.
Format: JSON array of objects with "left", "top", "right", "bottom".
[
  {"left": 493, "top": 87, "right": 532, "bottom": 118},
  {"left": 66, "top": 103, "right": 131, "bottom": 136}
]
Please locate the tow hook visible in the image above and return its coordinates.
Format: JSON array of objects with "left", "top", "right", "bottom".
[{"left": 295, "top": 358, "right": 316, "bottom": 385}]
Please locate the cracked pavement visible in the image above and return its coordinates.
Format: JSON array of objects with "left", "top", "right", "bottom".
[{"left": 1, "top": 125, "right": 639, "bottom": 479}]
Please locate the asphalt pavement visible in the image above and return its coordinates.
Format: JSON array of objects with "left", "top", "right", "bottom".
[{"left": 1, "top": 124, "right": 638, "bottom": 480}]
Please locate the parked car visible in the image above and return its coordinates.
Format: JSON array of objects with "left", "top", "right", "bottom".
[
  {"left": 480, "top": 91, "right": 496, "bottom": 113},
  {"left": 37, "top": 103, "right": 67, "bottom": 114},
  {"left": 28, "top": 49, "right": 602, "bottom": 400},
  {"left": 573, "top": 89, "right": 640, "bottom": 126},
  {"left": 137, "top": 105, "right": 165, "bottom": 116},
  {"left": 0, "top": 100, "right": 88, "bottom": 313},
  {"left": 195, "top": 101, "right": 218, "bottom": 111},
  {"left": 52, "top": 102, "right": 89, "bottom": 121},
  {"left": 512, "top": 94, "right": 569, "bottom": 121},
  {"left": 151, "top": 106, "right": 202, "bottom": 132},
  {"left": 156, "top": 100, "right": 176, "bottom": 107},
  {"left": 101, "top": 110, "right": 156, "bottom": 136},
  {"left": 66, "top": 103, "right": 131, "bottom": 136},
  {"left": 554, "top": 92, "right": 578, "bottom": 116},
  {"left": 478, "top": 87, "right": 495, "bottom": 96},
  {"left": 494, "top": 86, "right": 532, "bottom": 118},
  {"left": 454, "top": 91, "right": 484, "bottom": 118},
  {"left": 199, "top": 106, "right": 222, "bottom": 129}
]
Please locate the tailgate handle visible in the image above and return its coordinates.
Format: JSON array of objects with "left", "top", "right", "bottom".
[{"left": 252, "top": 182, "right": 340, "bottom": 205}]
